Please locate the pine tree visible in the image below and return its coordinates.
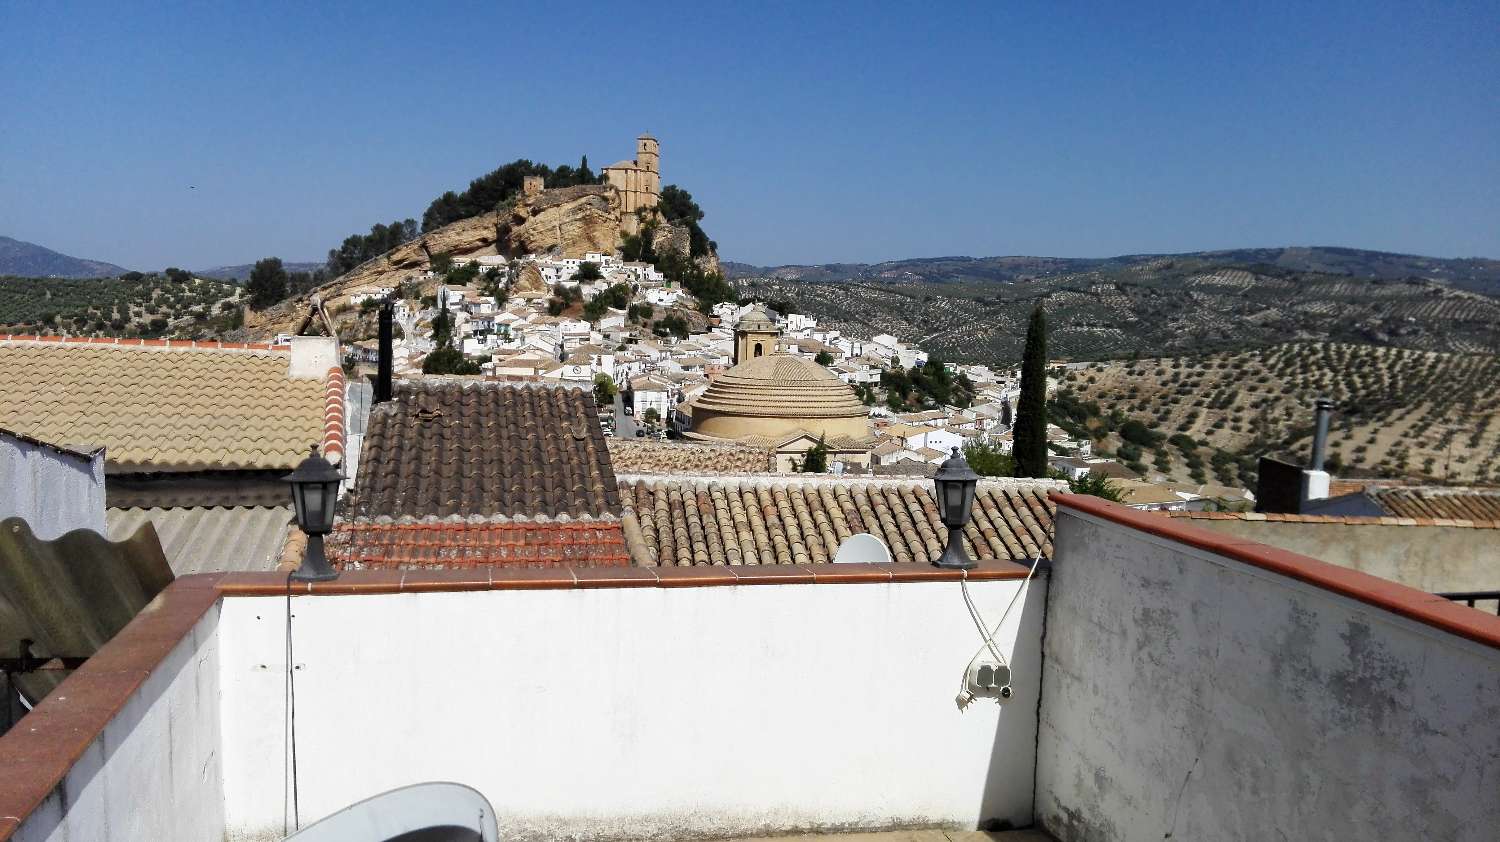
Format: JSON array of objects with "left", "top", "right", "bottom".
[{"left": 1012, "top": 304, "right": 1049, "bottom": 478}]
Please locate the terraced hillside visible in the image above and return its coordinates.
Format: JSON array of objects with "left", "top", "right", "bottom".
[
  {"left": 1056, "top": 343, "right": 1500, "bottom": 487},
  {"left": 739, "top": 259, "right": 1500, "bottom": 365}
]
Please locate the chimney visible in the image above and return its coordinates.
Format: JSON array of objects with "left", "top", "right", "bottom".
[
  {"left": 1309, "top": 397, "right": 1334, "bottom": 471},
  {"left": 375, "top": 298, "right": 394, "bottom": 404}
]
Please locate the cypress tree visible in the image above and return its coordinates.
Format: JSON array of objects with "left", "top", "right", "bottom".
[{"left": 1012, "top": 303, "right": 1049, "bottom": 478}]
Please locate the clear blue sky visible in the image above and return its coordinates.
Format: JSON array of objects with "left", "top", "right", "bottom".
[{"left": 2, "top": 0, "right": 1496, "bottom": 270}]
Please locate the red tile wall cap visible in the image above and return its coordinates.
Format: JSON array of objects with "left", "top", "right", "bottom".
[
  {"left": 1165, "top": 510, "right": 1500, "bottom": 529},
  {"left": 1058, "top": 494, "right": 1500, "bottom": 651}
]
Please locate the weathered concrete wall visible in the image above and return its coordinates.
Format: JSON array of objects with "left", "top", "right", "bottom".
[
  {"left": 1178, "top": 517, "right": 1500, "bottom": 595},
  {"left": 218, "top": 580, "right": 1046, "bottom": 840},
  {"left": 1036, "top": 508, "right": 1500, "bottom": 841},
  {"left": 15, "top": 608, "right": 224, "bottom": 842},
  {"left": 0, "top": 432, "right": 105, "bottom": 539}
]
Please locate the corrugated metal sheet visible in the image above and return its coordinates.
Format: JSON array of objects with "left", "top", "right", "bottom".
[
  {"left": 106, "top": 505, "right": 293, "bottom": 575},
  {"left": 0, "top": 516, "right": 172, "bottom": 723}
]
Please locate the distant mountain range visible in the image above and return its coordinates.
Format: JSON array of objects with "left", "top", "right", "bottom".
[
  {"left": 194, "top": 262, "right": 324, "bottom": 282},
  {"left": 0, "top": 236, "right": 128, "bottom": 279},
  {"left": 724, "top": 246, "right": 1500, "bottom": 296}
]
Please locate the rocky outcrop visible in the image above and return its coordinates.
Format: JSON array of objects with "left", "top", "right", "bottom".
[
  {"left": 502, "top": 185, "right": 622, "bottom": 259},
  {"left": 240, "top": 183, "right": 720, "bottom": 339}
]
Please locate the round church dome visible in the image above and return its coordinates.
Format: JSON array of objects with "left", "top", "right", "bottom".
[{"left": 690, "top": 354, "right": 871, "bottom": 444}]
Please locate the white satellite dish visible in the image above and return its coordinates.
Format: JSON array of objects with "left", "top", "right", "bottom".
[
  {"left": 833, "top": 532, "right": 892, "bottom": 564},
  {"left": 283, "top": 781, "right": 498, "bottom": 841}
]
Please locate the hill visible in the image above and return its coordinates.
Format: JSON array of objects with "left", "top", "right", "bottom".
[
  {"left": 726, "top": 246, "right": 1500, "bottom": 295},
  {"left": 739, "top": 256, "right": 1500, "bottom": 365},
  {"left": 195, "top": 261, "right": 324, "bottom": 282},
  {"left": 0, "top": 236, "right": 128, "bottom": 279},
  {"left": 1051, "top": 342, "right": 1500, "bottom": 488},
  {"left": 0, "top": 272, "right": 241, "bottom": 338}
]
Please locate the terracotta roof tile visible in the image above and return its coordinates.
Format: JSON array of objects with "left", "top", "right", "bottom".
[
  {"left": 0, "top": 339, "right": 328, "bottom": 472},
  {"left": 328, "top": 521, "right": 630, "bottom": 569},
  {"left": 620, "top": 477, "right": 1059, "bottom": 566},
  {"left": 606, "top": 439, "right": 770, "bottom": 473},
  {"left": 1372, "top": 487, "right": 1500, "bottom": 521}
]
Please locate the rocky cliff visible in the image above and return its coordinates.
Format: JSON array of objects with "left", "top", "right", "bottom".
[{"left": 242, "top": 184, "right": 719, "bottom": 338}]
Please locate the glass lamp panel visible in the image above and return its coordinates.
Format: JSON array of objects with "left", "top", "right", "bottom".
[
  {"left": 319, "top": 481, "right": 340, "bottom": 531},
  {"left": 290, "top": 482, "right": 310, "bottom": 528},
  {"left": 959, "top": 480, "right": 976, "bottom": 524},
  {"left": 302, "top": 482, "right": 324, "bottom": 528},
  {"left": 944, "top": 481, "right": 965, "bottom": 520}
]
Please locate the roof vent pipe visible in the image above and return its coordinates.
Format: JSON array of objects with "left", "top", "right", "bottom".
[
  {"left": 1309, "top": 397, "right": 1335, "bottom": 471},
  {"left": 375, "top": 298, "right": 394, "bottom": 404}
]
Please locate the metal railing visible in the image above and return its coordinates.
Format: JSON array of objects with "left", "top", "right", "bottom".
[{"left": 1436, "top": 591, "right": 1500, "bottom": 615}]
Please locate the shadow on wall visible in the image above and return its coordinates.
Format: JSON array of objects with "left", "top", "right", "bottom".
[{"left": 976, "top": 567, "right": 1050, "bottom": 831}]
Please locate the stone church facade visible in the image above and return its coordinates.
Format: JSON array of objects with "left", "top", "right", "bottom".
[{"left": 602, "top": 134, "right": 661, "bottom": 216}]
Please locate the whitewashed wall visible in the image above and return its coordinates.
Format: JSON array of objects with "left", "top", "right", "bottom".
[
  {"left": 1036, "top": 507, "right": 1500, "bottom": 842},
  {"left": 16, "top": 609, "right": 224, "bottom": 842},
  {"left": 0, "top": 432, "right": 105, "bottom": 539},
  {"left": 218, "top": 579, "right": 1046, "bottom": 841}
]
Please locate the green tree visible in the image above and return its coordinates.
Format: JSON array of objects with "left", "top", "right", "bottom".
[
  {"left": 246, "top": 257, "right": 288, "bottom": 310},
  {"left": 1012, "top": 304, "right": 1049, "bottom": 478},
  {"left": 593, "top": 373, "right": 617, "bottom": 408},
  {"left": 1068, "top": 473, "right": 1124, "bottom": 502},
  {"left": 574, "top": 261, "right": 603, "bottom": 282},
  {"left": 422, "top": 346, "right": 482, "bottom": 375},
  {"left": 800, "top": 436, "right": 829, "bottom": 473},
  {"left": 964, "top": 441, "right": 1015, "bottom": 477},
  {"left": 814, "top": 350, "right": 834, "bottom": 366}
]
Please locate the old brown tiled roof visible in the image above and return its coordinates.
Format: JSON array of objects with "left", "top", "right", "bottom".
[
  {"left": 345, "top": 381, "right": 620, "bottom": 520},
  {"left": 1369, "top": 487, "right": 1500, "bottom": 521},
  {"left": 333, "top": 381, "right": 627, "bottom": 569},
  {"left": 0, "top": 336, "right": 333, "bottom": 472},
  {"left": 606, "top": 439, "right": 771, "bottom": 474},
  {"left": 619, "top": 477, "right": 1061, "bottom": 566}
]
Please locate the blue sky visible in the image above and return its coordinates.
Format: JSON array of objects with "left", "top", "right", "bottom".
[{"left": 1, "top": 0, "right": 1496, "bottom": 270}]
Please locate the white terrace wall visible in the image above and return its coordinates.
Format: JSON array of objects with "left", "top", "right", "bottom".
[
  {"left": 217, "top": 579, "right": 1046, "bottom": 841},
  {"left": 1037, "top": 507, "right": 1500, "bottom": 842},
  {"left": 15, "top": 608, "right": 224, "bottom": 842}
]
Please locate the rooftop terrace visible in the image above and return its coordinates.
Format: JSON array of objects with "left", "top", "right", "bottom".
[{"left": 1, "top": 496, "right": 1496, "bottom": 841}]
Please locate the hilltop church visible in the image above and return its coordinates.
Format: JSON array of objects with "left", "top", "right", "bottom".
[{"left": 602, "top": 133, "right": 661, "bottom": 216}]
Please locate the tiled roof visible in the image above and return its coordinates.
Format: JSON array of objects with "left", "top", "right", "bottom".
[
  {"left": 344, "top": 381, "right": 621, "bottom": 520},
  {"left": 333, "top": 381, "right": 627, "bottom": 569},
  {"left": 0, "top": 337, "right": 331, "bottom": 472},
  {"left": 618, "top": 477, "right": 1060, "bottom": 566},
  {"left": 1369, "top": 487, "right": 1500, "bottom": 521},
  {"left": 328, "top": 520, "right": 630, "bottom": 568},
  {"left": 606, "top": 439, "right": 771, "bottom": 474}
]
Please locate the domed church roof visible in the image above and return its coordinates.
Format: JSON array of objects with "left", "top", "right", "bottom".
[{"left": 692, "top": 354, "right": 868, "bottom": 420}]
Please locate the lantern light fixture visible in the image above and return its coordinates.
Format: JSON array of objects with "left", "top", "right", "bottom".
[
  {"left": 932, "top": 446, "right": 980, "bottom": 569},
  {"left": 283, "top": 445, "right": 345, "bottom": 582}
]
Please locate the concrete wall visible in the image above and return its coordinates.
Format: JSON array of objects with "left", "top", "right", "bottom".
[
  {"left": 0, "top": 433, "right": 105, "bottom": 539},
  {"left": 1036, "top": 507, "right": 1500, "bottom": 842},
  {"left": 16, "top": 609, "right": 224, "bottom": 842},
  {"left": 1180, "top": 517, "right": 1500, "bottom": 595},
  {"left": 217, "top": 579, "right": 1047, "bottom": 841}
]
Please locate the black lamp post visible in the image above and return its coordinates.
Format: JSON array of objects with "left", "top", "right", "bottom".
[
  {"left": 933, "top": 446, "right": 980, "bottom": 569},
  {"left": 283, "top": 445, "right": 345, "bottom": 582}
]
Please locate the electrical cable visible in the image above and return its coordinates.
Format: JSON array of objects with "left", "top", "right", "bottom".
[
  {"left": 284, "top": 571, "right": 301, "bottom": 832},
  {"left": 955, "top": 533, "right": 1051, "bottom": 709}
]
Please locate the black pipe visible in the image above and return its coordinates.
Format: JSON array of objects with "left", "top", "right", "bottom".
[
  {"left": 1310, "top": 397, "right": 1334, "bottom": 471},
  {"left": 376, "top": 298, "right": 393, "bottom": 404}
]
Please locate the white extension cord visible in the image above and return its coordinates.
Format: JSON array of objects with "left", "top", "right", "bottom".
[{"left": 955, "top": 541, "right": 1047, "bottom": 710}]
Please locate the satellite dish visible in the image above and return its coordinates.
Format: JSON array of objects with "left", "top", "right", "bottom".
[
  {"left": 283, "top": 781, "right": 498, "bottom": 842},
  {"left": 833, "top": 533, "right": 892, "bottom": 564}
]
